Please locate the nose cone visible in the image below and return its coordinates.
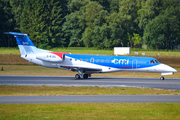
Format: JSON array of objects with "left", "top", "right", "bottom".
[
  {"left": 164, "top": 64, "right": 177, "bottom": 73},
  {"left": 157, "top": 64, "right": 177, "bottom": 73}
]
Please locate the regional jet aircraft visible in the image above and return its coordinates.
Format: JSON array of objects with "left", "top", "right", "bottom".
[{"left": 5, "top": 32, "right": 177, "bottom": 80}]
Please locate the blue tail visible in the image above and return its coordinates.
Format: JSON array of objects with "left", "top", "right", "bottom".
[{"left": 4, "top": 32, "right": 50, "bottom": 55}]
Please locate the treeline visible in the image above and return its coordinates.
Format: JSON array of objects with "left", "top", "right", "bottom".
[{"left": 0, "top": 0, "right": 180, "bottom": 49}]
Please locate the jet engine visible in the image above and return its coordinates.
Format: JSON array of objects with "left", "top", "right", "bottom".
[{"left": 36, "top": 52, "right": 65, "bottom": 62}]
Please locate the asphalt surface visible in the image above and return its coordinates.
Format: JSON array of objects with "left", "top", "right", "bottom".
[
  {"left": 0, "top": 75, "right": 180, "bottom": 103},
  {"left": 0, "top": 75, "right": 180, "bottom": 90},
  {"left": 1, "top": 95, "right": 180, "bottom": 103}
]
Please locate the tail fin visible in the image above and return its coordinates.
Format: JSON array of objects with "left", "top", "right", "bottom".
[{"left": 4, "top": 32, "right": 50, "bottom": 55}]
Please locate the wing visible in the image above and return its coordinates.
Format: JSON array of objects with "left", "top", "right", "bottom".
[{"left": 57, "top": 65, "right": 102, "bottom": 73}]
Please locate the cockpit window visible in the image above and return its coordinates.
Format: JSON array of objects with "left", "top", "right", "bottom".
[
  {"left": 150, "top": 60, "right": 155, "bottom": 64},
  {"left": 155, "top": 60, "right": 160, "bottom": 63},
  {"left": 150, "top": 60, "right": 160, "bottom": 64}
]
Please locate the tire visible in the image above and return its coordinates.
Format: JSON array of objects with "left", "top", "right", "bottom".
[
  {"left": 83, "top": 74, "right": 88, "bottom": 79},
  {"left": 75, "top": 74, "right": 80, "bottom": 79},
  {"left": 160, "top": 76, "right": 164, "bottom": 80}
]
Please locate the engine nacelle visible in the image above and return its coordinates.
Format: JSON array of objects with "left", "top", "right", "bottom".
[{"left": 36, "top": 52, "right": 64, "bottom": 62}]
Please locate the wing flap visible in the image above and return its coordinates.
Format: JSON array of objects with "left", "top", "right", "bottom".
[{"left": 57, "top": 65, "right": 102, "bottom": 72}]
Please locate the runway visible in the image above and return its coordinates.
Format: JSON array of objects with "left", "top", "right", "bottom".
[
  {"left": 0, "top": 75, "right": 180, "bottom": 103},
  {"left": 1, "top": 95, "right": 180, "bottom": 103},
  {"left": 0, "top": 75, "right": 180, "bottom": 90}
]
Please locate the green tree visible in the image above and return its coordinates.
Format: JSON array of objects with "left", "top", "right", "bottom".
[
  {"left": 118, "top": 0, "right": 145, "bottom": 47},
  {"left": 9, "top": 0, "right": 24, "bottom": 31},
  {"left": 0, "top": 0, "right": 16, "bottom": 47},
  {"left": 81, "top": 1, "right": 109, "bottom": 48},
  {"left": 139, "top": 0, "right": 180, "bottom": 49},
  {"left": 62, "top": 0, "right": 89, "bottom": 47},
  {"left": 20, "top": 0, "right": 65, "bottom": 48},
  {"left": 138, "top": 0, "right": 163, "bottom": 29},
  {"left": 126, "top": 32, "right": 132, "bottom": 47},
  {"left": 103, "top": 12, "right": 124, "bottom": 48},
  {"left": 62, "top": 11, "right": 85, "bottom": 47},
  {"left": 132, "top": 33, "right": 142, "bottom": 47},
  {"left": 109, "top": 0, "right": 120, "bottom": 13},
  {"left": 67, "top": 0, "right": 90, "bottom": 12},
  {"left": 92, "top": 0, "right": 110, "bottom": 12}
]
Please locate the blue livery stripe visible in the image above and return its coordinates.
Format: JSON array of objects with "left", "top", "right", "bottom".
[{"left": 65, "top": 54, "right": 160, "bottom": 69}]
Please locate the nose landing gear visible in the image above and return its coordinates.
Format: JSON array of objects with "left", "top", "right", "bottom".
[{"left": 160, "top": 76, "right": 164, "bottom": 80}]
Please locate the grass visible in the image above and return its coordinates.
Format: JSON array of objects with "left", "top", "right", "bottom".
[
  {"left": 0, "top": 64, "right": 178, "bottom": 78},
  {"left": 0, "top": 85, "right": 179, "bottom": 96},
  {"left": 0, "top": 47, "right": 180, "bottom": 119},
  {"left": 0, "top": 103, "right": 180, "bottom": 119},
  {"left": 1, "top": 47, "right": 180, "bottom": 56},
  {"left": 0, "top": 64, "right": 179, "bottom": 78},
  {"left": 0, "top": 47, "right": 20, "bottom": 54},
  {"left": 0, "top": 53, "right": 180, "bottom": 64},
  {"left": 0, "top": 54, "right": 32, "bottom": 65},
  {"left": 1, "top": 47, "right": 179, "bottom": 78}
]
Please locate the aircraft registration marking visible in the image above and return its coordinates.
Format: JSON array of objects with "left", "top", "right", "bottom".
[{"left": 47, "top": 55, "right": 56, "bottom": 58}]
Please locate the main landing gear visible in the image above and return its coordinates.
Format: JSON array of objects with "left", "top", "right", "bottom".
[
  {"left": 75, "top": 74, "right": 80, "bottom": 79},
  {"left": 83, "top": 74, "right": 88, "bottom": 79},
  {"left": 75, "top": 69, "right": 90, "bottom": 79},
  {"left": 160, "top": 76, "right": 164, "bottom": 80},
  {"left": 75, "top": 74, "right": 89, "bottom": 79}
]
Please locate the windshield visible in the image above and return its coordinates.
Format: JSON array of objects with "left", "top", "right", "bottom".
[{"left": 150, "top": 60, "right": 160, "bottom": 64}]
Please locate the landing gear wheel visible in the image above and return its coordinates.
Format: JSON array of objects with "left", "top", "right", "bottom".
[
  {"left": 83, "top": 74, "right": 88, "bottom": 79},
  {"left": 160, "top": 76, "right": 164, "bottom": 80},
  {"left": 75, "top": 74, "right": 80, "bottom": 79}
]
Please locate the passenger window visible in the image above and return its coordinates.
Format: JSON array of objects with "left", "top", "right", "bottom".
[
  {"left": 85, "top": 59, "right": 88, "bottom": 61},
  {"left": 75, "top": 58, "right": 77, "bottom": 61},
  {"left": 106, "top": 60, "right": 109, "bottom": 63},
  {"left": 101, "top": 59, "right": 104, "bottom": 62},
  {"left": 90, "top": 58, "right": 94, "bottom": 62},
  {"left": 96, "top": 59, "right": 99, "bottom": 62},
  {"left": 80, "top": 58, "right": 82, "bottom": 61}
]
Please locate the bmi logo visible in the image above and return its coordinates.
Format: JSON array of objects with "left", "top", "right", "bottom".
[{"left": 22, "top": 42, "right": 29, "bottom": 45}]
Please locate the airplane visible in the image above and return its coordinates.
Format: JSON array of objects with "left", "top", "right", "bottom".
[{"left": 4, "top": 32, "right": 177, "bottom": 80}]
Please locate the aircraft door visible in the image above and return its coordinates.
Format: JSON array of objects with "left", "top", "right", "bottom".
[{"left": 132, "top": 60, "right": 137, "bottom": 69}]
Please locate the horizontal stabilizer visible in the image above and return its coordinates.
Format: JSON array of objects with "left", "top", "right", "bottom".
[{"left": 4, "top": 32, "right": 27, "bottom": 37}]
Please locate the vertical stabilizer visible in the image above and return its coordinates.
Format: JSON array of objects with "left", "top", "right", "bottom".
[{"left": 4, "top": 32, "right": 50, "bottom": 55}]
